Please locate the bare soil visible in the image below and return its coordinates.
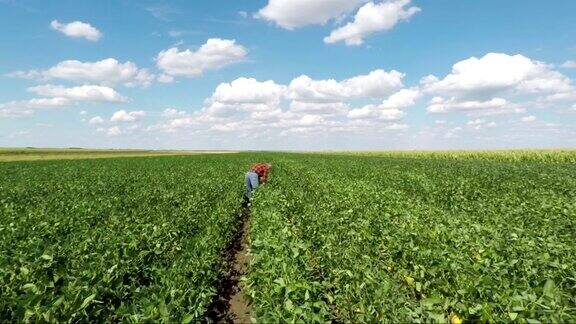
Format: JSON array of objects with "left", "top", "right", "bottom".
[{"left": 205, "top": 207, "right": 252, "bottom": 323}]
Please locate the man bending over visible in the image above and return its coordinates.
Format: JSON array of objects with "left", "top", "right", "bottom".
[{"left": 244, "top": 163, "right": 272, "bottom": 205}]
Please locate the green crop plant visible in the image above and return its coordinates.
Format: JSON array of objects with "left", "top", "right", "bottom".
[
  {"left": 2, "top": 151, "right": 575, "bottom": 323},
  {"left": 247, "top": 152, "right": 576, "bottom": 323},
  {"left": 0, "top": 155, "right": 254, "bottom": 322}
]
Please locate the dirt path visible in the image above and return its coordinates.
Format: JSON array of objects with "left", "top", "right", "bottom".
[{"left": 205, "top": 207, "right": 253, "bottom": 323}]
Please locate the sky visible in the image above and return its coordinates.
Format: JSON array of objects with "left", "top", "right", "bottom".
[{"left": 1, "top": 0, "right": 576, "bottom": 150}]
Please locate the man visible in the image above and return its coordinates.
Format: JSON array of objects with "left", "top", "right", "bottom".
[{"left": 245, "top": 163, "right": 272, "bottom": 204}]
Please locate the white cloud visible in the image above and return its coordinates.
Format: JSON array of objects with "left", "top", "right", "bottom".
[
  {"left": 422, "top": 53, "right": 576, "bottom": 118},
  {"left": 422, "top": 53, "right": 573, "bottom": 98},
  {"left": 325, "top": 0, "right": 420, "bottom": 46},
  {"left": 9, "top": 58, "right": 154, "bottom": 87},
  {"left": 80, "top": 110, "right": 87, "bottom": 115},
  {"left": 540, "top": 91, "right": 576, "bottom": 103},
  {"left": 561, "top": 60, "right": 576, "bottom": 69},
  {"left": 89, "top": 116, "right": 105, "bottom": 124},
  {"left": 28, "top": 84, "right": 127, "bottom": 103},
  {"left": 427, "top": 97, "right": 510, "bottom": 113},
  {"left": 210, "top": 77, "right": 285, "bottom": 104},
  {"left": 157, "top": 74, "right": 175, "bottom": 83},
  {"left": 110, "top": 110, "right": 146, "bottom": 122},
  {"left": 50, "top": 20, "right": 102, "bottom": 41},
  {"left": 381, "top": 88, "right": 420, "bottom": 109},
  {"left": 348, "top": 104, "right": 404, "bottom": 120},
  {"left": 466, "top": 118, "right": 498, "bottom": 130},
  {"left": 289, "top": 101, "right": 348, "bottom": 116},
  {"left": 288, "top": 69, "right": 404, "bottom": 103},
  {"left": 256, "top": 0, "right": 366, "bottom": 29},
  {"left": 161, "top": 108, "right": 189, "bottom": 118},
  {"left": 156, "top": 38, "right": 247, "bottom": 78},
  {"left": 27, "top": 97, "right": 73, "bottom": 108},
  {"left": 0, "top": 105, "right": 33, "bottom": 118},
  {"left": 1, "top": 85, "right": 127, "bottom": 119},
  {"left": 0, "top": 97, "right": 73, "bottom": 118},
  {"left": 0, "top": 97, "right": 71, "bottom": 111},
  {"left": 148, "top": 72, "right": 414, "bottom": 137},
  {"left": 106, "top": 126, "right": 122, "bottom": 136},
  {"left": 521, "top": 115, "right": 536, "bottom": 123}
]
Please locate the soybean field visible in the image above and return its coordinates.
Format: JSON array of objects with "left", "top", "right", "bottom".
[
  {"left": 1, "top": 154, "right": 252, "bottom": 322},
  {"left": 1, "top": 150, "right": 576, "bottom": 323}
]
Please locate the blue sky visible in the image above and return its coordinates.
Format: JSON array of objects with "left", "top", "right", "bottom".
[{"left": 1, "top": 0, "right": 576, "bottom": 150}]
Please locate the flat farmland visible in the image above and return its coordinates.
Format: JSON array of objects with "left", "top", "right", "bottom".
[
  {"left": 1, "top": 150, "right": 575, "bottom": 322},
  {"left": 0, "top": 153, "right": 252, "bottom": 322},
  {"left": 0, "top": 148, "right": 236, "bottom": 162},
  {"left": 248, "top": 151, "right": 576, "bottom": 322}
]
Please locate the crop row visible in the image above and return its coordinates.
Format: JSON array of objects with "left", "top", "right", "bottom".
[
  {"left": 247, "top": 153, "right": 576, "bottom": 322},
  {"left": 0, "top": 155, "right": 251, "bottom": 322}
]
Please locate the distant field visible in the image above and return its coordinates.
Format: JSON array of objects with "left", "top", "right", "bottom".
[{"left": 0, "top": 148, "right": 237, "bottom": 162}]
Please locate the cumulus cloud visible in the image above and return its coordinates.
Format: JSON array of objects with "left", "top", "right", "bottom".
[
  {"left": 50, "top": 20, "right": 102, "bottom": 41},
  {"left": 88, "top": 116, "right": 105, "bottom": 124},
  {"left": 325, "top": 0, "right": 420, "bottom": 46},
  {"left": 8, "top": 58, "right": 154, "bottom": 87},
  {"left": 348, "top": 104, "right": 404, "bottom": 120},
  {"left": 427, "top": 97, "right": 510, "bottom": 113},
  {"left": 156, "top": 38, "right": 247, "bottom": 78},
  {"left": 28, "top": 84, "right": 127, "bottom": 103},
  {"left": 422, "top": 53, "right": 572, "bottom": 98},
  {"left": 256, "top": 0, "right": 367, "bottom": 29},
  {"left": 0, "top": 97, "right": 73, "bottom": 118},
  {"left": 381, "top": 88, "right": 420, "bottom": 109},
  {"left": 210, "top": 77, "right": 285, "bottom": 104},
  {"left": 287, "top": 69, "right": 404, "bottom": 103},
  {"left": 148, "top": 71, "right": 415, "bottom": 137},
  {"left": 422, "top": 53, "right": 576, "bottom": 115},
  {"left": 110, "top": 110, "right": 146, "bottom": 122},
  {"left": 1, "top": 85, "right": 127, "bottom": 118},
  {"left": 289, "top": 101, "right": 349, "bottom": 116}
]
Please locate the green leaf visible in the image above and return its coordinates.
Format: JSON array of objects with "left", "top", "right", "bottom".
[
  {"left": 543, "top": 279, "right": 555, "bottom": 297},
  {"left": 508, "top": 312, "right": 518, "bottom": 320},
  {"left": 405, "top": 276, "right": 415, "bottom": 286},
  {"left": 22, "top": 283, "right": 38, "bottom": 293},
  {"left": 181, "top": 314, "right": 194, "bottom": 324},
  {"left": 20, "top": 266, "right": 30, "bottom": 276},
  {"left": 79, "top": 294, "right": 96, "bottom": 310},
  {"left": 40, "top": 254, "right": 53, "bottom": 261},
  {"left": 284, "top": 299, "right": 294, "bottom": 311}
]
